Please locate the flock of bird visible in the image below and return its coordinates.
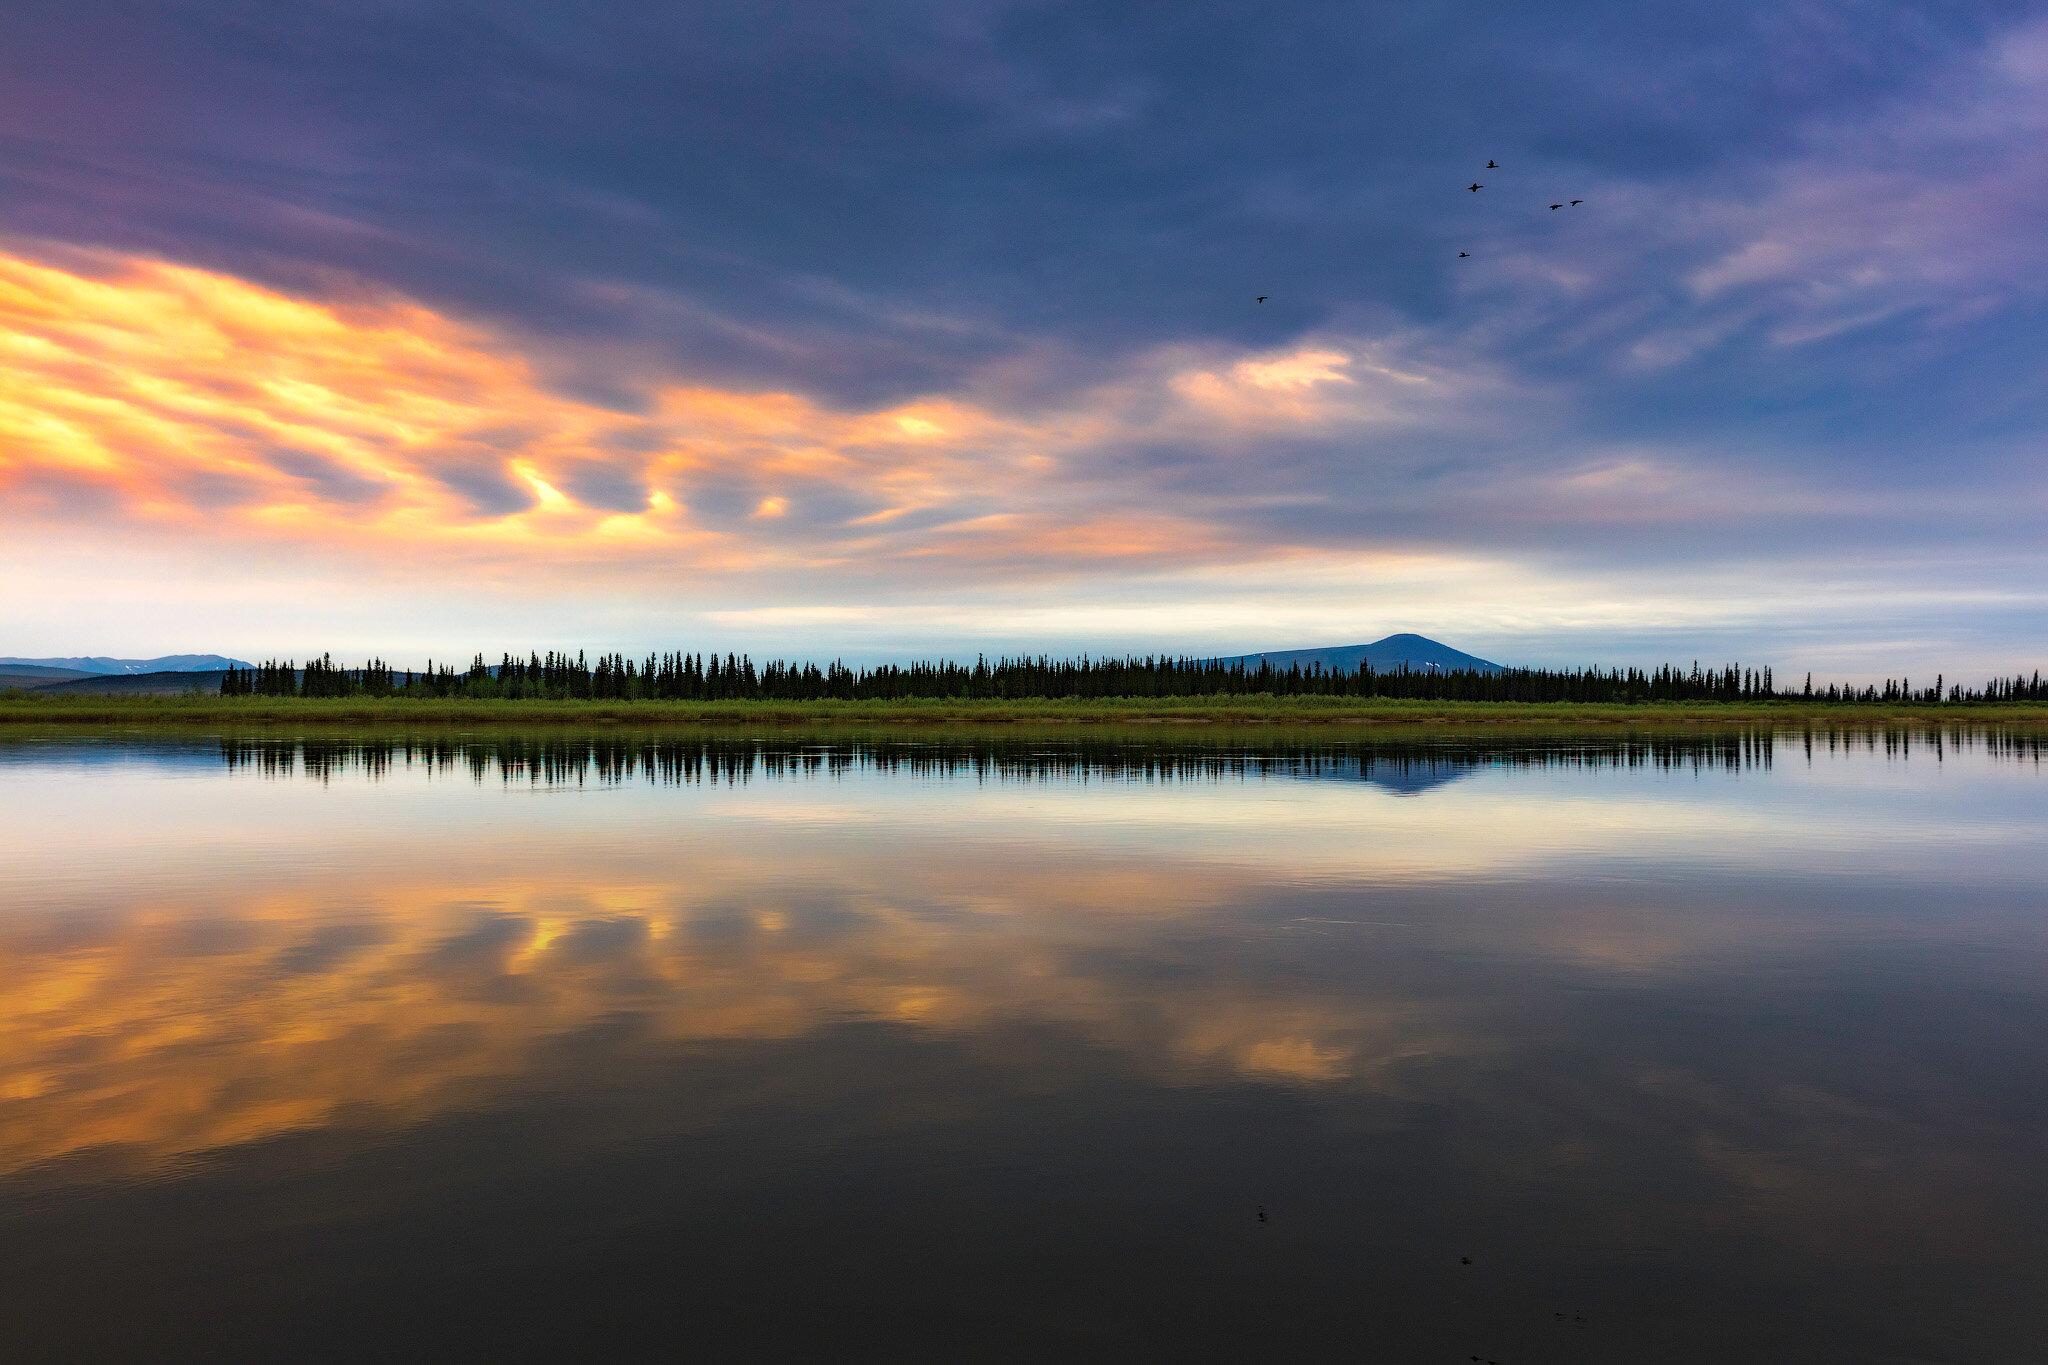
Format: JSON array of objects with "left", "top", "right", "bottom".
[
  {"left": 1461, "top": 156, "right": 1583, "bottom": 260},
  {"left": 1467, "top": 160, "right": 1581, "bottom": 216},
  {"left": 1256, "top": 157, "right": 1584, "bottom": 298}
]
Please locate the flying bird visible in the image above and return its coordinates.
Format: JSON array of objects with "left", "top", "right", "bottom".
[
  {"left": 1486, "top": 160, "right": 1498, "bottom": 168},
  {"left": 1256, "top": 295, "right": 1267, "bottom": 302},
  {"left": 1571, "top": 199, "right": 1583, "bottom": 205},
  {"left": 1458, "top": 251, "right": 1470, "bottom": 257},
  {"left": 1550, "top": 203, "right": 1562, "bottom": 210},
  {"left": 1468, "top": 183, "right": 1483, "bottom": 192}
]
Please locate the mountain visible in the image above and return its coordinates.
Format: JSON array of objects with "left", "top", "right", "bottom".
[
  {"left": 0, "top": 665, "right": 96, "bottom": 680},
  {"left": 0, "top": 654, "right": 253, "bottom": 674},
  {"left": 1213, "top": 633, "right": 1503, "bottom": 675},
  {"left": 0, "top": 670, "right": 90, "bottom": 692},
  {"left": 17, "top": 670, "right": 229, "bottom": 696}
]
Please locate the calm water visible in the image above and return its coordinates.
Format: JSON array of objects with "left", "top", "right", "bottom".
[{"left": 2, "top": 728, "right": 2045, "bottom": 1361}]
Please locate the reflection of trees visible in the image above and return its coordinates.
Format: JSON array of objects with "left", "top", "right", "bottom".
[{"left": 207, "top": 726, "right": 2048, "bottom": 788}]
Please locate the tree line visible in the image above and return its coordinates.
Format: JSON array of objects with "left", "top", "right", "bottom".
[{"left": 216, "top": 652, "right": 2048, "bottom": 704}]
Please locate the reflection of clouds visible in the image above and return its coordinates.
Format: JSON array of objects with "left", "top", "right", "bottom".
[
  {"left": 1637, "top": 1071, "right": 2023, "bottom": 1265},
  {"left": 3, "top": 732, "right": 2044, "bottom": 1276},
  {"left": 0, "top": 850, "right": 1464, "bottom": 1179},
  {"left": 6, "top": 838, "right": 2033, "bottom": 1278}
]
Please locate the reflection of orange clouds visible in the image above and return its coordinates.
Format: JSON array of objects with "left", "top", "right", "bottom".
[
  {"left": 0, "top": 248, "right": 1311, "bottom": 576},
  {"left": 0, "top": 852, "right": 1447, "bottom": 1180}
]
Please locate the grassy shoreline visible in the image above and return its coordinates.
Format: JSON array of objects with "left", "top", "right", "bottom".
[{"left": 6, "top": 693, "right": 2048, "bottom": 729}]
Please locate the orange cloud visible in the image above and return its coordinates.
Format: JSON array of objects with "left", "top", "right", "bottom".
[
  {"left": 0, "top": 247, "right": 1329, "bottom": 583},
  {"left": 0, "top": 246, "right": 1490, "bottom": 604},
  {"left": 1168, "top": 345, "right": 1432, "bottom": 425},
  {"left": 0, "top": 250, "right": 980, "bottom": 560}
]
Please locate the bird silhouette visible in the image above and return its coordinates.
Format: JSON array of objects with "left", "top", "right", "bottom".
[
  {"left": 1486, "top": 160, "right": 1498, "bottom": 168},
  {"left": 1255, "top": 296, "right": 1267, "bottom": 303},
  {"left": 1571, "top": 199, "right": 1583, "bottom": 205},
  {"left": 1550, "top": 203, "right": 1562, "bottom": 210},
  {"left": 1468, "top": 183, "right": 1483, "bottom": 192},
  {"left": 1460, "top": 1256, "right": 1472, "bottom": 1265},
  {"left": 1458, "top": 251, "right": 1470, "bottom": 257}
]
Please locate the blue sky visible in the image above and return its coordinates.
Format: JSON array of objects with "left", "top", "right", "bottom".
[{"left": 2, "top": 1, "right": 2044, "bottom": 676}]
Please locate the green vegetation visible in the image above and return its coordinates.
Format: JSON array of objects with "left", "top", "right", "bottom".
[{"left": 7, "top": 692, "right": 2048, "bottom": 729}]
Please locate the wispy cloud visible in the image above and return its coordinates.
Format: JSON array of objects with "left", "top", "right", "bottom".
[{"left": 0, "top": 247, "right": 1419, "bottom": 583}]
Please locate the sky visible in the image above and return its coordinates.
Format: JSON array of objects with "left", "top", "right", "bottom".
[{"left": 3, "top": 0, "right": 2046, "bottom": 676}]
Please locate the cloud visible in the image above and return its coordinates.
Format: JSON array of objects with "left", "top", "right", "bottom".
[
  {"left": 1436, "top": 16, "right": 2048, "bottom": 465},
  {"left": 0, "top": 270, "right": 1479, "bottom": 580},
  {"left": 1680, "top": 27, "right": 2048, "bottom": 336},
  {"left": 0, "top": 246, "right": 1424, "bottom": 584}
]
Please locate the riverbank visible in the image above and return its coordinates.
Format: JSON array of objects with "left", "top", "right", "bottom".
[{"left": 5, "top": 693, "right": 2047, "bottom": 728}]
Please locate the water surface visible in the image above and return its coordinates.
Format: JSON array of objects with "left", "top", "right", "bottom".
[{"left": 2, "top": 728, "right": 2045, "bottom": 1360}]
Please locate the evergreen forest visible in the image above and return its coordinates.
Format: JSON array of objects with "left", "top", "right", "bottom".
[{"left": 216, "top": 652, "right": 2048, "bottom": 705}]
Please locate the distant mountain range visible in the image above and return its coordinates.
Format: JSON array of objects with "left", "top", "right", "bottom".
[
  {"left": 0, "top": 654, "right": 252, "bottom": 675},
  {"left": 1212, "top": 633, "right": 1502, "bottom": 675},
  {"left": 3, "top": 670, "right": 232, "bottom": 696}
]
